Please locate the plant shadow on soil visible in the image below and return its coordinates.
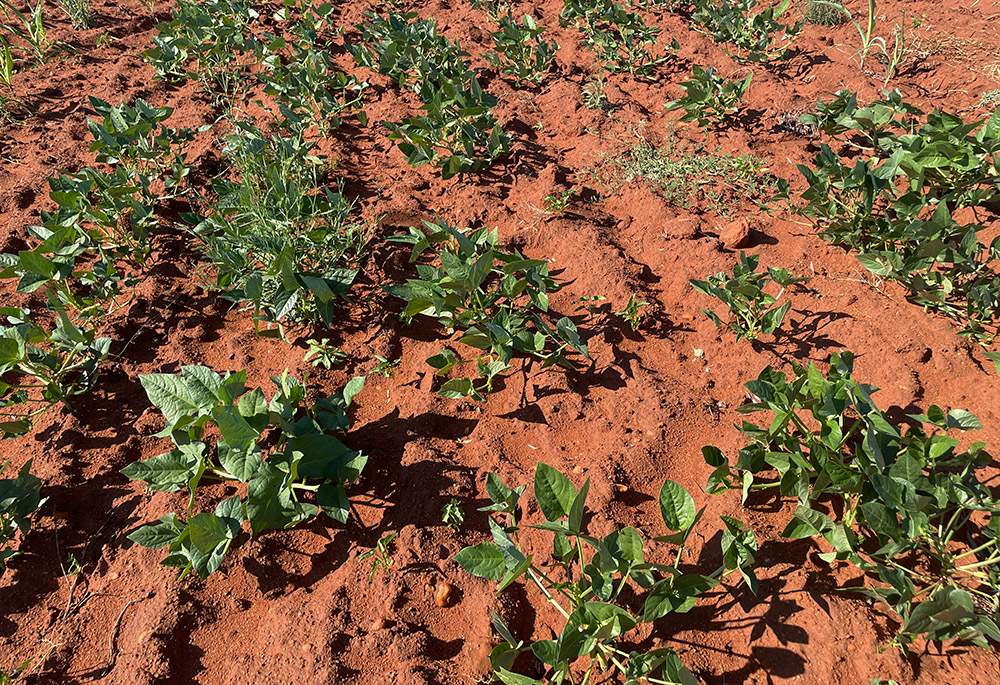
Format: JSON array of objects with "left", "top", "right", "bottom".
[
  {"left": 239, "top": 408, "right": 479, "bottom": 596},
  {"left": 755, "top": 309, "right": 851, "bottom": 364}
]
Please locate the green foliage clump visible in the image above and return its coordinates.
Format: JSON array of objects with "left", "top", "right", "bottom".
[
  {"left": 705, "top": 352, "right": 1000, "bottom": 651},
  {"left": 387, "top": 219, "right": 588, "bottom": 400},
  {"left": 0, "top": 97, "right": 194, "bottom": 438},
  {"left": 0, "top": 459, "right": 43, "bottom": 576},
  {"left": 691, "top": 252, "right": 807, "bottom": 341},
  {"left": 590, "top": 130, "right": 778, "bottom": 218},
  {"left": 351, "top": 11, "right": 510, "bottom": 178},
  {"left": 143, "top": 0, "right": 264, "bottom": 97},
  {"left": 797, "top": 90, "right": 1000, "bottom": 356},
  {"left": 804, "top": 0, "right": 847, "bottom": 26},
  {"left": 455, "top": 463, "right": 758, "bottom": 684},
  {"left": 125, "top": 367, "right": 365, "bottom": 580},
  {"left": 665, "top": 65, "right": 752, "bottom": 127},
  {"left": 189, "top": 122, "right": 369, "bottom": 332},
  {"left": 561, "top": 0, "right": 677, "bottom": 76},
  {"left": 691, "top": 0, "right": 802, "bottom": 63},
  {"left": 485, "top": 13, "right": 558, "bottom": 88}
]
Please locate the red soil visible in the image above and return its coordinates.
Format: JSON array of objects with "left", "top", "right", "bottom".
[{"left": 2, "top": 0, "right": 1000, "bottom": 683}]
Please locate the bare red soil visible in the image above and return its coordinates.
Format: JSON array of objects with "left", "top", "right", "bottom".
[{"left": 2, "top": 0, "right": 1000, "bottom": 683}]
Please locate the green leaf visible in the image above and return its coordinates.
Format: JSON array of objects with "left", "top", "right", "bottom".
[
  {"left": 121, "top": 445, "right": 202, "bottom": 492},
  {"left": 453, "top": 542, "right": 506, "bottom": 580},
  {"left": 140, "top": 373, "right": 200, "bottom": 428},
  {"left": 211, "top": 405, "right": 261, "bottom": 452},
  {"left": 534, "top": 462, "right": 577, "bottom": 522},
  {"left": 659, "top": 480, "right": 696, "bottom": 532}
]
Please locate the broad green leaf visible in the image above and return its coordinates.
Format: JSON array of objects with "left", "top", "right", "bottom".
[
  {"left": 453, "top": 542, "right": 505, "bottom": 580},
  {"left": 140, "top": 373, "right": 200, "bottom": 428},
  {"left": 659, "top": 480, "right": 695, "bottom": 532},
  {"left": 534, "top": 462, "right": 576, "bottom": 522}
]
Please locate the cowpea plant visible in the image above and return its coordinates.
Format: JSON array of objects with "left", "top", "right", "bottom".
[
  {"left": 454, "top": 463, "right": 758, "bottom": 684},
  {"left": 665, "top": 66, "right": 752, "bottom": 128},
  {"left": 704, "top": 352, "right": 1000, "bottom": 651},
  {"left": 690, "top": 0, "right": 802, "bottom": 63},
  {"left": 387, "top": 219, "right": 588, "bottom": 400},
  {"left": 690, "top": 252, "right": 807, "bottom": 341},
  {"left": 797, "top": 91, "right": 1000, "bottom": 356},
  {"left": 0, "top": 459, "right": 43, "bottom": 576},
  {"left": 124, "top": 367, "right": 366, "bottom": 580},
  {"left": 142, "top": 0, "right": 264, "bottom": 97},
  {"left": 0, "top": 308, "right": 110, "bottom": 439},
  {"left": 485, "top": 13, "right": 559, "bottom": 88},
  {"left": 352, "top": 11, "right": 510, "bottom": 178},
  {"left": 560, "top": 0, "right": 676, "bottom": 76}
]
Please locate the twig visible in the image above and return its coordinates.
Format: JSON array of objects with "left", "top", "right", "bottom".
[{"left": 103, "top": 591, "right": 155, "bottom": 677}]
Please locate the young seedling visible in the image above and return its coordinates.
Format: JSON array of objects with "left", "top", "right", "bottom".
[
  {"left": 441, "top": 498, "right": 465, "bottom": 531},
  {"left": 360, "top": 532, "right": 397, "bottom": 582},
  {"left": 690, "top": 252, "right": 807, "bottom": 341},
  {"left": 303, "top": 338, "right": 347, "bottom": 369},
  {"left": 542, "top": 189, "right": 574, "bottom": 214},
  {"left": 810, "top": 0, "right": 907, "bottom": 85},
  {"left": 124, "top": 368, "right": 366, "bottom": 579},
  {"left": 561, "top": 0, "right": 675, "bottom": 76},
  {"left": 56, "top": 0, "right": 90, "bottom": 29},
  {"left": 665, "top": 66, "right": 752, "bottom": 128},
  {"left": 704, "top": 352, "right": 1000, "bottom": 651},
  {"left": 582, "top": 71, "right": 609, "bottom": 110},
  {"left": 372, "top": 355, "right": 401, "bottom": 378},
  {"left": 615, "top": 294, "right": 649, "bottom": 331},
  {"left": 0, "top": 0, "right": 58, "bottom": 65},
  {"left": 575, "top": 295, "right": 607, "bottom": 321},
  {"left": 454, "top": 463, "right": 758, "bottom": 684}
]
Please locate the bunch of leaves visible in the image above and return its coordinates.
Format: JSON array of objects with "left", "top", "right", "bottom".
[
  {"left": 454, "top": 463, "right": 758, "bottom": 684},
  {"left": 384, "top": 74, "right": 510, "bottom": 179},
  {"left": 0, "top": 459, "right": 43, "bottom": 576},
  {"left": 142, "top": 0, "right": 264, "bottom": 97},
  {"left": 560, "top": 0, "right": 676, "bottom": 76},
  {"left": 485, "top": 12, "right": 558, "bottom": 88},
  {"left": 442, "top": 498, "right": 465, "bottom": 531},
  {"left": 87, "top": 96, "right": 197, "bottom": 212},
  {"left": 0, "top": 307, "right": 111, "bottom": 439},
  {"left": 360, "top": 532, "right": 397, "bottom": 581},
  {"left": 704, "top": 352, "right": 1000, "bottom": 650},
  {"left": 56, "top": 0, "right": 90, "bottom": 29},
  {"left": 348, "top": 11, "right": 470, "bottom": 92},
  {"left": 588, "top": 126, "right": 779, "bottom": 218},
  {"left": 690, "top": 252, "right": 806, "bottom": 341},
  {"left": 690, "top": 0, "right": 802, "bottom": 63},
  {"left": 386, "top": 219, "right": 588, "bottom": 401},
  {"left": 351, "top": 11, "right": 510, "bottom": 178},
  {"left": 124, "top": 366, "right": 366, "bottom": 580},
  {"left": 615, "top": 294, "right": 649, "bottom": 331},
  {"left": 665, "top": 65, "right": 752, "bottom": 128},
  {"left": 0, "top": 0, "right": 57, "bottom": 65},
  {"left": 189, "top": 122, "right": 368, "bottom": 332},
  {"left": 258, "top": 7, "right": 368, "bottom": 136},
  {"left": 797, "top": 91, "right": 1000, "bottom": 350},
  {"left": 468, "top": 0, "right": 509, "bottom": 23}
]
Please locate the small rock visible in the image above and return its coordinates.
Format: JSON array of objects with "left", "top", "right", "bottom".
[
  {"left": 719, "top": 217, "right": 757, "bottom": 249},
  {"left": 435, "top": 582, "right": 455, "bottom": 607},
  {"left": 370, "top": 618, "right": 388, "bottom": 632}
]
